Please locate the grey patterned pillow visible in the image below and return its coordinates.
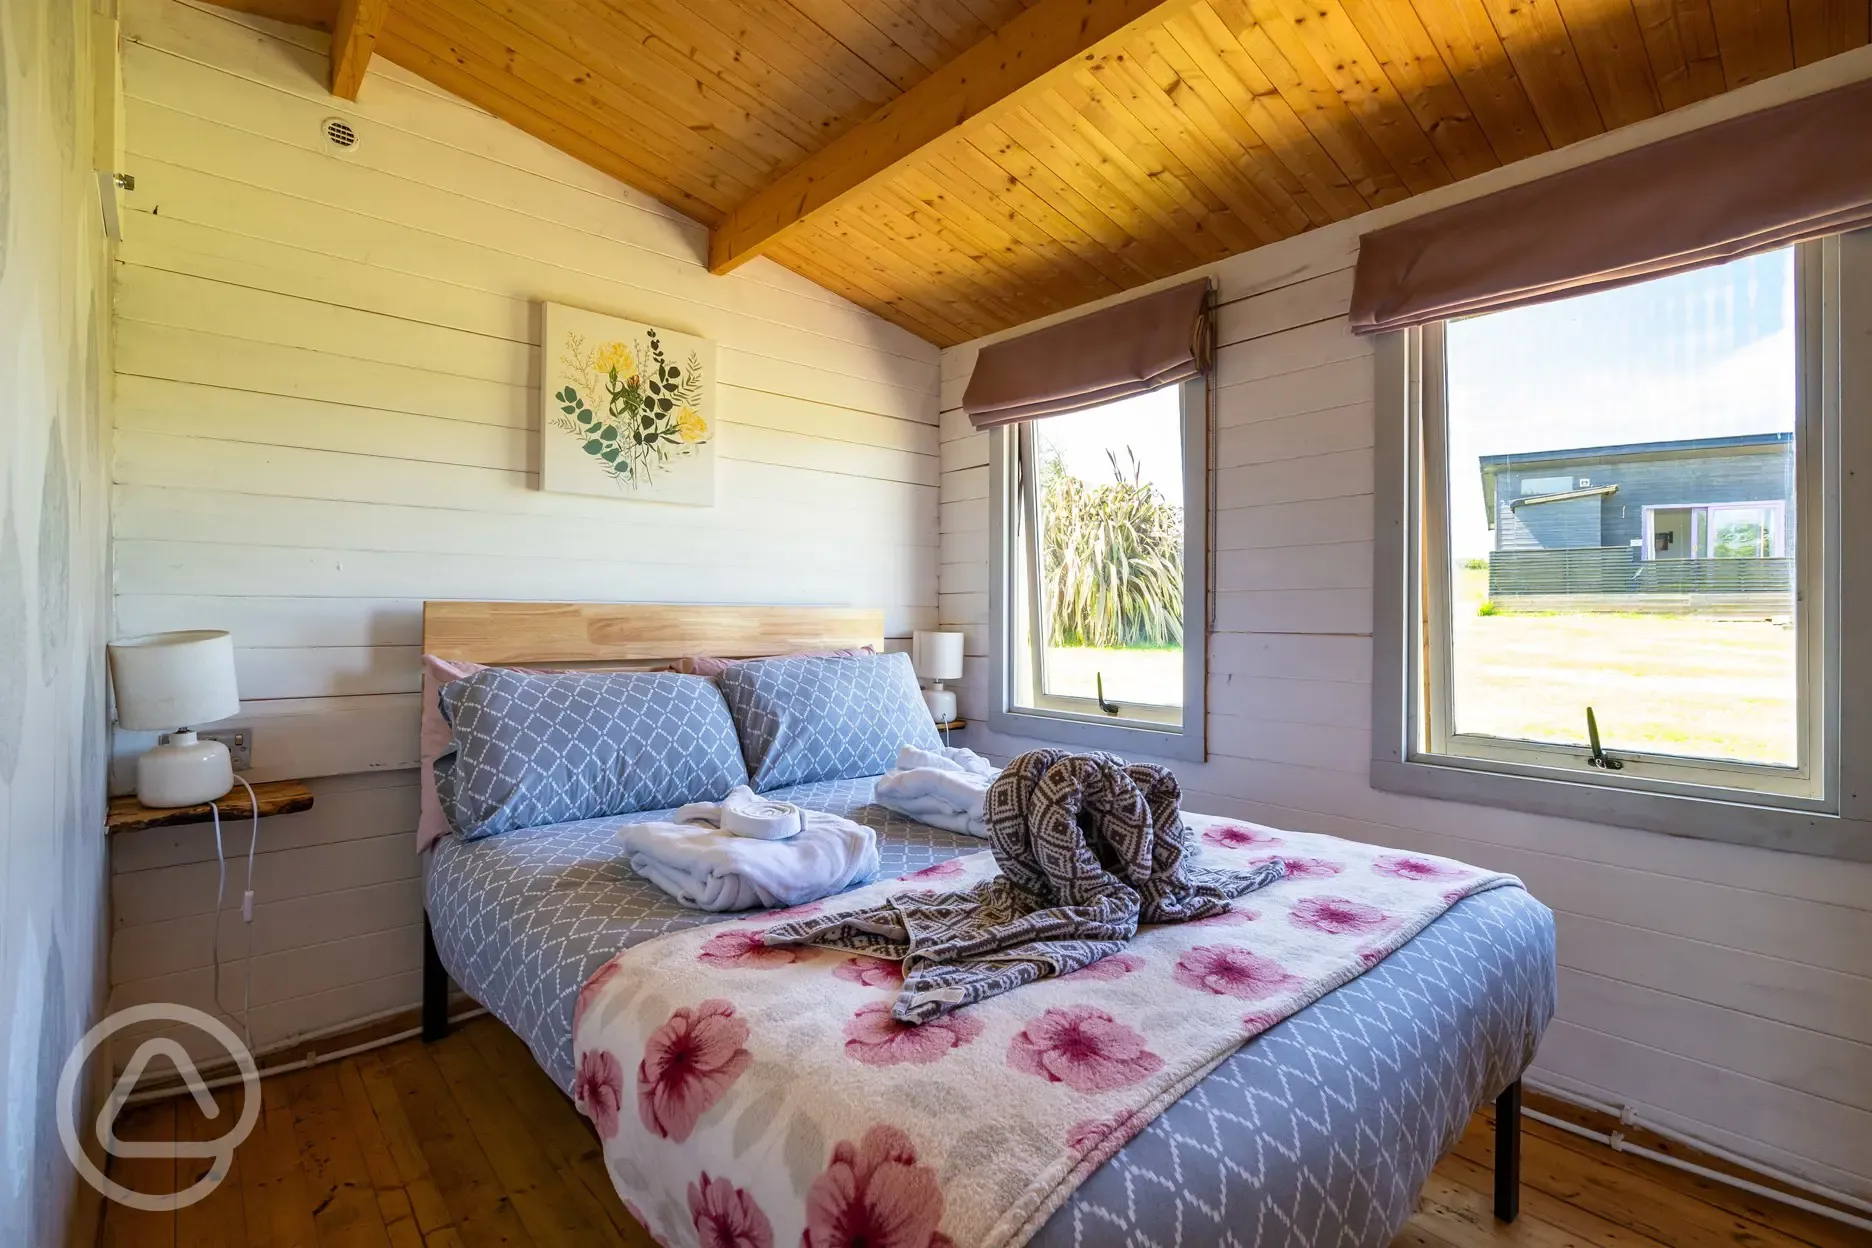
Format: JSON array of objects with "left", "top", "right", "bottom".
[
  {"left": 436, "top": 668, "right": 747, "bottom": 841},
  {"left": 717, "top": 651, "right": 942, "bottom": 791}
]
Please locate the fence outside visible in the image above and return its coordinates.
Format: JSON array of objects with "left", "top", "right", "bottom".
[{"left": 1487, "top": 547, "right": 1793, "bottom": 613}]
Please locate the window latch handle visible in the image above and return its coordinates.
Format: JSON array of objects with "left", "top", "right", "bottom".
[
  {"left": 1586, "top": 706, "right": 1624, "bottom": 770},
  {"left": 1096, "top": 672, "right": 1120, "bottom": 716}
]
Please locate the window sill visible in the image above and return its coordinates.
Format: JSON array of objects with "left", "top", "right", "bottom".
[
  {"left": 988, "top": 707, "right": 1206, "bottom": 762},
  {"left": 1369, "top": 756, "right": 1868, "bottom": 860}
]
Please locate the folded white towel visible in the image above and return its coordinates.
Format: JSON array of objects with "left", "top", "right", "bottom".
[
  {"left": 676, "top": 784, "right": 802, "bottom": 840},
  {"left": 873, "top": 744, "right": 1000, "bottom": 838},
  {"left": 618, "top": 810, "right": 879, "bottom": 911}
]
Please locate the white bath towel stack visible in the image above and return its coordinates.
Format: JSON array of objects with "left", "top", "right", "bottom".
[
  {"left": 676, "top": 785, "right": 804, "bottom": 840},
  {"left": 617, "top": 800, "right": 879, "bottom": 912},
  {"left": 873, "top": 744, "right": 1000, "bottom": 838}
]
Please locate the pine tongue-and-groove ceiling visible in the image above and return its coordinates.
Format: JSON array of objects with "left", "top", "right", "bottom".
[{"left": 212, "top": 0, "right": 1868, "bottom": 345}]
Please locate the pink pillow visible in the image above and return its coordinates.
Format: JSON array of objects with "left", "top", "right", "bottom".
[{"left": 674, "top": 646, "right": 874, "bottom": 679}]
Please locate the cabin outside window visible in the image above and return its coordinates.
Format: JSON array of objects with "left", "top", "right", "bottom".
[{"left": 1374, "top": 233, "right": 1872, "bottom": 859}]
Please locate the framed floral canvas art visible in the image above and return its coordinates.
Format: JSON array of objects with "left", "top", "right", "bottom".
[{"left": 541, "top": 303, "right": 717, "bottom": 505}]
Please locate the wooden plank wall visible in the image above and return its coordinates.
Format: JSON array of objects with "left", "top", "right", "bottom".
[
  {"left": 106, "top": 0, "right": 939, "bottom": 1060},
  {"left": 936, "top": 115, "right": 1872, "bottom": 1203}
]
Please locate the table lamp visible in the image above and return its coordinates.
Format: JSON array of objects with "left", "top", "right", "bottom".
[
  {"left": 911, "top": 629, "right": 964, "bottom": 724},
  {"left": 107, "top": 630, "right": 242, "bottom": 808}
]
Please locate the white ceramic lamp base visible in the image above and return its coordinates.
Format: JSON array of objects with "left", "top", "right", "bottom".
[
  {"left": 922, "top": 684, "right": 957, "bottom": 724},
  {"left": 136, "top": 731, "right": 235, "bottom": 808}
]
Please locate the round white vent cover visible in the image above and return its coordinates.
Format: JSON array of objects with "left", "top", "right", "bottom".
[{"left": 321, "top": 117, "right": 359, "bottom": 151}]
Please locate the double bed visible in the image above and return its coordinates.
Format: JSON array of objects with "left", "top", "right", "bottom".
[{"left": 417, "top": 601, "right": 1557, "bottom": 1246}]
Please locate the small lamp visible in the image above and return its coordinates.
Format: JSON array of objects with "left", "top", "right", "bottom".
[
  {"left": 107, "top": 631, "right": 242, "bottom": 808},
  {"left": 911, "top": 630, "right": 964, "bottom": 724}
]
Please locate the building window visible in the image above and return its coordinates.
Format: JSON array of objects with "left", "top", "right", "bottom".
[
  {"left": 1374, "top": 237, "right": 1872, "bottom": 857},
  {"left": 988, "top": 379, "right": 1207, "bottom": 760}
]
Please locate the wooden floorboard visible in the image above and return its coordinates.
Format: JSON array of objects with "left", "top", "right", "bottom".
[{"left": 97, "top": 1016, "right": 1862, "bottom": 1248}]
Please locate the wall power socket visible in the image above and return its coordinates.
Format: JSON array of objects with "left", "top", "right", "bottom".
[{"left": 199, "top": 727, "right": 254, "bottom": 772}]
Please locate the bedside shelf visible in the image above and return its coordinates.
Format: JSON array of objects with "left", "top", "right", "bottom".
[
  {"left": 936, "top": 719, "right": 967, "bottom": 731},
  {"left": 106, "top": 780, "right": 315, "bottom": 834}
]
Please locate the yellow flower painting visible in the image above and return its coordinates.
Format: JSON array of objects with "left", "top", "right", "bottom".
[{"left": 541, "top": 303, "right": 717, "bottom": 505}]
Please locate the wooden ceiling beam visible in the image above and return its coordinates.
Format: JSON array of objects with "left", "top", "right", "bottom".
[
  {"left": 330, "top": 0, "right": 391, "bottom": 100},
  {"left": 706, "top": 0, "right": 1199, "bottom": 275}
]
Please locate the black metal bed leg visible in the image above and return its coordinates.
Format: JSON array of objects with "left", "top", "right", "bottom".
[
  {"left": 422, "top": 913, "right": 450, "bottom": 1043},
  {"left": 1494, "top": 1079, "right": 1522, "bottom": 1223}
]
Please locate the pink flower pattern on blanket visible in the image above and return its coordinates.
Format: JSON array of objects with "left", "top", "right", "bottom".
[
  {"left": 573, "top": 1048, "right": 625, "bottom": 1139},
  {"left": 1289, "top": 895, "right": 1391, "bottom": 935},
  {"left": 569, "top": 814, "right": 1521, "bottom": 1248},
  {"left": 1173, "top": 945, "right": 1301, "bottom": 1000},
  {"left": 803, "top": 1125, "right": 955, "bottom": 1248},
  {"left": 843, "top": 1001, "right": 984, "bottom": 1066},
  {"left": 688, "top": 1173, "right": 774, "bottom": 1248},
  {"left": 1373, "top": 855, "right": 1471, "bottom": 882},
  {"left": 574, "top": 959, "right": 624, "bottom": 1033},
  {"left": 637, "top": 999, "right": 753, "bottom": 1142},
  {"left": 697, "top": 928, "right": 799, "bottom": 970},
  {"left": 1059, "top": 953, "right": 1146, "bottom": 982},
  {"left": 903, "top": 859, "right": 967, "bottom": 883},
  {"left": 1201, "top": 824, "right": 1281, "bottom": 850},
  {"left": 833, "top": 956, "right": 905, "bottom": 988},
  {"left": 1006, "top": 1005, "right": 1163, "bottom": 1093},
  {"left": 1247, "top": 855, "right": 1343, "bottom": 879}
]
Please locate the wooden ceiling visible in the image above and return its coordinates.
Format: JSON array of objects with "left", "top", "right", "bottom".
[{"left": 212, "top": 0, "right": 1869, "bottom": 345}]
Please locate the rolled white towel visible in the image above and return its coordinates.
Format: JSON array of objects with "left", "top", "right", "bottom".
[
  {"left": 676, "top": 784, "right": 802, "bottom": 840},
  {"left": 617, "top": 811, "right": 879, "bottom": 911},
  {"left": 874, "top": 745, "right": 1000, "bottom": 838}
]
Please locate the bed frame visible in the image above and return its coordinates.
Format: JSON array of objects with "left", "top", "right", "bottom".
[{"left": 412, "top": 598, "right": 1524, "bottom": 1225}]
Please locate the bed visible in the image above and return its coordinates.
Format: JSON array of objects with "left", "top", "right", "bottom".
[{"left": 417, "top": 601, "right": 1557, "bottom": 1246}]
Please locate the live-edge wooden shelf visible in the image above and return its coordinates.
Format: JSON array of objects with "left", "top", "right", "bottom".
[
  {"left": 936, "top": 719, "right": 966, "bottom": 731},
  {"left": 106, "top": 780, "right": 315, "bottom": 834}
]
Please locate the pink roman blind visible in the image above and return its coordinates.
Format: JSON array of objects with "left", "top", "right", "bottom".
[
  {"left": 1349, "top": 77, "right": 1872, "bottom": 335},
  {"left": 962, "top": 279, "right": 1213, "bottom": 428}
]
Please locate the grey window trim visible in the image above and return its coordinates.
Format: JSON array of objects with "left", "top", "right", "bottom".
[
  {"left": 1372, "top": 232, "right": 1872, "bottom": 861},
  {"left": 988, "top": 376, "right": 1208, "bottom": 762}
]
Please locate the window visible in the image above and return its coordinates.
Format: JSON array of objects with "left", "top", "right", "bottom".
[
  {"left": 989, "top": 380, "right": 1207, "bottom": 760},
  {"left": 1374, "top": 236, "right": 1872, "bottom": 856}
]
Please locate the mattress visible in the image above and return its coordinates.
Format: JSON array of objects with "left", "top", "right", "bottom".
[{"left": 425, "top": 777, "right": 1556, "bottom": 1247}]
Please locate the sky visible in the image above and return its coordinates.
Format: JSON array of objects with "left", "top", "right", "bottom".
[
  {"left": 1037, "top": 385, "right": 1185, "bottom": 500},
  {"left": 1030, "top": 248, "right": 1797, "bottom": 561},
  {"left": 1444, "top": 249, "right": 1796, "bottom": 558}
]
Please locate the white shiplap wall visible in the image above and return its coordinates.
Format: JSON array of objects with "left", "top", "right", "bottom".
[
  {"left": 938, "top": 66, "right": 1872, "bottom": 1199},
  {"left": 107, "top": 0, "right": 939, "bottom": 1058}
]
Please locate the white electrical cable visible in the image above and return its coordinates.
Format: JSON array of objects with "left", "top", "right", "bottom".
[
  {"left": 207, "top": 775, "right": 262, "bottom": 1053},
  {"left": 1527, "top": 1076, "right": 1872, "bottom": 1220},
  {"left": 1522, "top": 1107, "right": 1872, "bottom": 1233},
  {"left": 120, "top": 1008, "right": 488, "bottom": 1107}
]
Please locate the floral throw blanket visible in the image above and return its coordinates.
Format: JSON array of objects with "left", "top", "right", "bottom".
[{"left": 571, "top": 816, "right": 1521, "bottom": 1248}]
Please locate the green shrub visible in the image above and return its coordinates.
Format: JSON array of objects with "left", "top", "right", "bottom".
[
  {"left": 1461, "top": 557, "right": 1489, "bottom": 571},
  {"left": 1477, "top": 599, "right": 1501, "bottom": 617},
  {"left": 1040, "top": 449, "right": 1183, "bottom": 649}
]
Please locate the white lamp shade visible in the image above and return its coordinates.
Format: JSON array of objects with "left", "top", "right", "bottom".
[
  {"left": 911, "top": 630, "right": 964, "bottom": 683},
  {"left": 108, "top": 631, "right": 242, "bottom": 730}
]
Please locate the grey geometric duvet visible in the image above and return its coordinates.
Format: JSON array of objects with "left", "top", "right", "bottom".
[{"left": 424, "top": 776, "right": 1556, "bottom": 1247}]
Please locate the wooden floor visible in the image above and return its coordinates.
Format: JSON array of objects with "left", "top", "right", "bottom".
[{"left": 98, "top": 1016, "right": 1864, "bottom": 1248}]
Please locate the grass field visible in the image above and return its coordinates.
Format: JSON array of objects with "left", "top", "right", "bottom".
[
  {"left": 1041, "top": 569, "right": 1797, "bottom": 765},
  {"left": 1042, "top": 644, "right": 1183, "bottom": 707},
  {"left": 1452, "top": 567, "right": 1798, "bottom": 765}
]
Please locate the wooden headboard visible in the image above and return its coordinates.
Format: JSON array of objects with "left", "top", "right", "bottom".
[{"left": 420, "top": 602, "right": 887, "bottom": 666}]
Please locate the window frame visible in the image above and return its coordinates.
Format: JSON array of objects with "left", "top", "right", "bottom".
[
  {"left": 1373, "top": 233, "right": 1872, "bottom": 860},
  {"left": 987, "top": 376, "right": 1209, "bottom": 761}
]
